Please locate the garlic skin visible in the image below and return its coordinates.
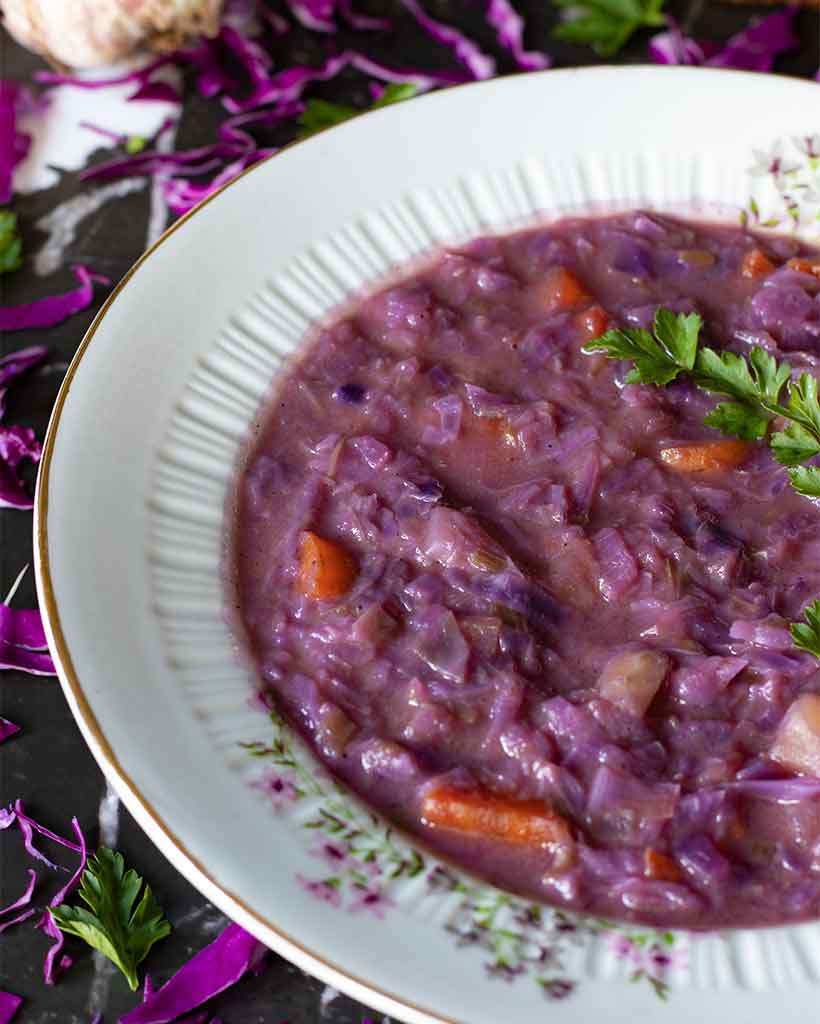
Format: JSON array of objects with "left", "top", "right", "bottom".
[{"left": 1, "top": 0, "right": 224, "bottom": 69}]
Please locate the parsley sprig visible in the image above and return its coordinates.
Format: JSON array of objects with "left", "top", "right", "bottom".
[
  {"left": 50, "top": 847, "right": 171, "bottom": 991},
  {"left": 583, "top": 308, "right": 820, "bottom": 498},
  {"left": 585, "top": 308, "right": 820, "bottom": 660},
  {"left": 792, "top": 600, "right": 820, "bottom": 659},
  {"left": 0, "top": 209, "right": 22, "bottom": 275},
  {"left": 297, "top": 83, "right": 417, "bottom": 141},
  {"left": 553, "top": 0, "right": 666, "bottom": 57}
]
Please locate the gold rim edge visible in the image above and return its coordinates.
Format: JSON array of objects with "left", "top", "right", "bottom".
[
  {"left": 32, "top": 134, "right": 455, "bottom": 1024},
  {"left": 31, "top": 67, "right": 820, "bottom": 1024}
]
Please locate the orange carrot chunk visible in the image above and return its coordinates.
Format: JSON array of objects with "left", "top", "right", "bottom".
[
  {"left": 576, "top": 304, "right": 610, "bottom": 341},
  {"left": 740, "top": 248, "right": 776, "bottom": 279},
  {"left": 644, "top": 848, "right": 683, "bottom": 883},
  {"left": 539, "top": 267, "right": 589, "bottom": 314},
  {"left": 471, "top": 414, "right": 518, "bottom": 448},
  {"left": 421, "top": 785, "right": 572, "bottom": 847},
  {"left": 659, "top": 440, "right": 751, "bottom": 473},
  {"left": 298, "top": 531, "right": 357, "bottom": 599}
]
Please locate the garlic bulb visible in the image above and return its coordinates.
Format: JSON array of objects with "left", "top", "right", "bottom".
[{"left": 1, "top": 0, "right": 224, "bottom": 69}]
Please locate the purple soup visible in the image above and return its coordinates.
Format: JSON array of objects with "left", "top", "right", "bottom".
[{"left": 230, "top": 211, "right": 820, "bottom": 929}]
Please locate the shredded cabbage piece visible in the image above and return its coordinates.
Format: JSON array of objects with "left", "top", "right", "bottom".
[
  {"left": 35, "top": 58, "right": 180, "bottom": 104},
  {"left": 119, "top": 923, "right": 267, "bottom": 1024},
  {"left": 0, "top": 867, "right": 36, "bottom": 916},
  {"left": 649, "top": 10, "right": 798, "bottom": 71},
  {"left": 486, "top": 0, "right": 551, "bottom": 70},
  {"left": 0, "top": 80, "right": 41, "bottom": 204},
  {"left": 0, "top": 346, "right": 47, "bottom": 419},
  {"left": 0, "top": 803, "right": 87, "bottom": 983},
  {"left": 0, "top": 992, "right": 22, "bottom": 1024},
  {"left": 0, "top": 265, "right": 108, "bottom": 333},
  {"left": 0, "top": 717, "right": 20, "bottom": 743},
  {"left": 400, "top": 0, "right": 496, "bottom": 79},
  {"left": 283, "top": 0, "right": 390, "bottom": 32}
]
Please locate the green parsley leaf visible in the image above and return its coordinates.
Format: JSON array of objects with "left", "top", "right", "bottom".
[
  {"left": 50, "top": 847, "right": 171, "bottom": 991},
  {"left": 693, "top": 347, "right": 762, "bottom": 404},
  {"left": 583, "top": 326, "right": 681, "bottom": 386},
  {"left": 652, "top": 308, "right": 699, "bottom": 372},
  {"left": 786, "top": 372, "right": 820, "bottom": 439},
  {"left": 791, "top": 599, "right": 820, "bottom": 658},
  {"left": 705, "top": 346, "right": 790, "bottom": 409},
  {"left": 788, "top": 465, "right": 820, "bottom": 498},
  {"left": 373, "top": 83, "right": 418, "bottom": 108},
  {"left": 0, "top": 209, "right": 22, "bottom": 275},
  {"left": 582, "top": 310, "right": 700, "bottom": 387},
  {"left": 749, "top": 347, "right": 791, "bottom": 404},
  {"left": 297, "top": 84, "right": 418, "bottom": 141},
  {"left": 703, "top": 401, "right": 769, "bottom": 440},
  {"left": 771, "top": 423, "right": 820, "bottom": 466},
  {"left": 297, "top": 98, "right": 359, "bottom": 139},
  {"left": 553, "top": 0, "right": 665, "bottom": 56}
]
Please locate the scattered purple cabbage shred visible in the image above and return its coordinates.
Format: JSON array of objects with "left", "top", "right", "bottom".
[
  {"left": 0, "top": 991, "right": 22, "bottom": 1024},
  {"left": 649, "top": 9, "right": 799, "bottom": 71},
  {"left": 119, "top": 922, "right": 267, "bottom": 1024},
  {"left": 0, "top": 716, "right": 20, "bottom": 743},
  {"left": 0, "top": 265, "right": 109, "bottom": 332}
]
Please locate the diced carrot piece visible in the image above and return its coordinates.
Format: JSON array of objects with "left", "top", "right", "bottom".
[
  {"left": 576, "top": 304, "right": 610, "bottom": 341},
  {"left": 659, "top": 440, "right": 751, "bottom": 473},
  {"left": 472, "top": 414, "right": 517, "bottom": 448},
  {"left": 740, "top": 248, "right": 776, "bottom": 279},
  {"left": 644, "top": 848, "right": 683, "bottom": 883},
  {"left": 421, "top": 785, "right": 573, "bottom": 848},
  {"left": 539, "top": 267, "right": 589, "bottom": 314},
  {"left": 298, "top": 531, "right": 357, "bottom": 599},
  {"left": 787, "top": 257, "right": 820, "bottom": 278}
]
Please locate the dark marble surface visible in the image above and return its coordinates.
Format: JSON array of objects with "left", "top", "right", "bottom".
[{"left": 0, "top": 2, "right": 817, "bottom": 1021}]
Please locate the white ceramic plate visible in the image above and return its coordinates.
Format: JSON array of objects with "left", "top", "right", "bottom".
[{"left": 35, "top": 68, "right": 820, "bottom": 1023}]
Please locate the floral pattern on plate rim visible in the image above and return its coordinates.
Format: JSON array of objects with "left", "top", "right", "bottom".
[
  {"left": 741, "top": 135, "right": 820, "bottom": 233},
  {"left": 242, "top": 712, "right": 685, "bottom": 1003}
]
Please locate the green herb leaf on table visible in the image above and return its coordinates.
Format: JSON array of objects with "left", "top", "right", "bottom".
[
  {"left": 297, "top": 98, "right": 359, "bottom": 138},
  {"left": 791, "top": 600, "right": 820, "bottom": 658},
  {"left": 373, "top": 83, "right": 418, "bottom": 108},
  {"left": 297, "top": 83, "right": 417, "bottom": 141},
  {"left": 552, "top": 0, "right": 666, "bottom": 56},
  {"left": 125, "top": 135, "right": 148, "bottom": 155},
  {"left": 0, "top": 210, "right": 22, "bottom": 275},
  {"left": 50, "top": 847, "right": 171, "bottom": 991}
]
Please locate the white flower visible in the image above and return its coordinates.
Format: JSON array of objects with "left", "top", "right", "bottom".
[
  {"left": 794, "top": 134, "right": 820, "bottom": 159},
  {"left": 748, "top": 141, "right": 800, "bottom": 181}
]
